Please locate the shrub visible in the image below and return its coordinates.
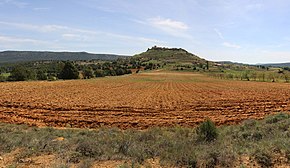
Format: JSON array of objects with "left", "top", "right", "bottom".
[
  {"left": 36, "top": 70, "right": 47, "bottom": 80},
  {"left": 254, "top": 151, "right": 273, "bottom": 168},
  {"left": 0, "top": 75, "right": 7, "bottom": 82},
  {"left": 59, "top": 61, "right": 79, "bottom": 80},
  {"left": 76, "top": 141, "right": 103, "bottom": 158},
  {"left": 265, "top": 113, "right": 289, "bottom": 124},
  {"left": 205, "top": 151, "right": 219, "bottom": 168},
  {"left": 95, "top": 70, "right": 105, "bottom": 77},
  {"left": 9, "top": 66, "right": 36, "bottom": 81},
  {"left": 286, "top": 150, "right": 290, "bottom": 162},
  {"left": 196, "top": 119, "right": 218, "bottom": 142},
  {"left": 82, "top": 67, "right": 94, "bottom": 79}
]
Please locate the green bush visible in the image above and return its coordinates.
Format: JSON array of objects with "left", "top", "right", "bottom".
[
  {"left": 59, "top": 61, "right": 79, "bottom": 80},
  {"left": 265, "top": 113, "right": 289, "bottom": 124},
  {"left": 76, "top": 141, "right": 103, "bottom": 158},
  {"left": 9, "top": 66, "right": 36, "bottom": 81},
  {"left": 254, "top": 151, "right": 273, "bottom": 168},
  {"left": 82, "top": 67, "right": 94, "bottom": 79},
  {"left": 95, "top": 69, "right": 105, "bottom": 77},
  {"left": 196, "top": 119, "right": 218, "bottom": 142}
]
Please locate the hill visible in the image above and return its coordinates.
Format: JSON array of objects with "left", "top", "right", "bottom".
[
  {"left": 0, "top": 51, "right": 128, "bottom": 63},
  {"left": 134, "top": 46, "right": 208, "bottom": 64},
  {"left": 260, "top": 62, "right": 290, "bottom": 67},
  {"left": 217, "top": 61, "right": 250, "bottom": 66}
]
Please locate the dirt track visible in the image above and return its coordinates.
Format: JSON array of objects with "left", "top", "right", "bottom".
[{"left": 0, "top": 72, "right": 290, "bottom": 129}]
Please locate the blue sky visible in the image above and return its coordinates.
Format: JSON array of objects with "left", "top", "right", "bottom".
[{"left": 0, "top": 0, "right": 290, "bottom": 63}]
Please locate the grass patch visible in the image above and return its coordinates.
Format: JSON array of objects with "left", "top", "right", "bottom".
[{"left": 0, "top": 113, "right": 289, "bottom": 167}]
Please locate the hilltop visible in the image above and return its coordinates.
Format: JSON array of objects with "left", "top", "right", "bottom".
[
  {"left": 134, "top": 46, "right": 208, "bottom": 64},
  {"left": 0, "top": 51, "right": 127, "bottom": 63}
]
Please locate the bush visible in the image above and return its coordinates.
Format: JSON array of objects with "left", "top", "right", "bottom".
[
  {"left": 82, "top": 67, "right": 94, "bottom": 79},
  {"left": 254, "top": 151, "right": 273, "bottom": 168},
  {"left": 76, "top": 141, "right": 103, "bottom": 158},
  {"left": 205, "top": 151, "right": 219, "bottom": 168},
  {"left": 286, "top": 150, "right": 290, "bottom": 162},
  {"left": 59, "top": 61, "right": 79, "bottom": 80},
  {"left": 95, "top": 70, "right": 105, "bottom": 77},
  {"left": 0, "top": 75, "right": 7, "bottom": 82},
  {"left": 9, "top": 66, "right": 36, "bottom": 81},
  {"left": 196, "top": 119, "right": 218, "bottom": 142},
  {"left": 37, "top": 70, "right": 47, "bottom": 80},
  {"left": 265, "top": 113, "right": 289, "bottom": 124}
]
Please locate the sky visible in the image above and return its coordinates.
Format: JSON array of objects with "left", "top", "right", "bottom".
[{"left": 0, "top": 0, "right": 290, "bottom": 64}]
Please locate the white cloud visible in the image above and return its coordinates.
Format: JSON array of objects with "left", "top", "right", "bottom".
[
  {"left": 61, "top": 33, "right": 97, "bottom": 42},
  {"left": 214, "top": 28, "right": 224, "bottom": 40},
  {"left": 0, "top": 21, "right": 166, "bottom": 51},
  {"left": 0, "top": 0, "right": 28, "bottom": 8},
  {"left": 33, "top": 7, "right": 50, "bottom": 11},
  {"left": 148, "top": 17, "right": 188, "bottom": 30},
  {"left": 0, "top": 21, "right": 163, "bottom": 45},
  {"left": 146, "top": 17, "right": 191, "bottom": 38},
  {"left": 62, "top": 33, "right": 85, "bottom": 40},
  {"left": 0, "top": 21, "right": 97, "bottom": 34},
  {"left": 0, "top": 35, "right": 45, "bottom": 44},
  {"left": 222, "top": 42, "right": 241, "bottom": 49}
]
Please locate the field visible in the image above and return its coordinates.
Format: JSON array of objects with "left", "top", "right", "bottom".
[{"left": 0, "top": 71, "right": 290, "bottom": 129}]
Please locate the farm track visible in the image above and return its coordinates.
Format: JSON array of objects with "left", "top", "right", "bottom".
[{"left": 0, "top": 71, "right": 290, "bottom": 129}]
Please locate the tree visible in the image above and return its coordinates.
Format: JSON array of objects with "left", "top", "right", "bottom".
[
  {"left": 268, "top": 73, "right": 276, "bottom": 82},
  {"left": 0, "top": 67, "right": 5, "bottom": 74},
  {"left": 115, "top": 68, "right": 125, "bottom": 76},
  {"left": 125, "top": 69, "right": 132, "bottom": 74},
  {"left": 82, "top": 67, "right": 94, "bottom": 79},
  {"left": 95, "top": 70, "right": 105, "bottom": 77},
  {"left": 241, "top": 71, "right": 250, "bottom": 81},
  {"left": 59, "top": 61, "right": 79, "bottom": 79},
  {"left": 250, "top": 71, "right": 257, "bottom": 81},
  {"left": 206, "top": 61, "right": 209, "bottom": 70},
  {"left": 10, "top": 66, "right": 36, "bottom": 81},
  {"left": 197, "top": 119, "right": 218, "bottom": 142},
  {"left": 103, "top": 69, "right": 116, "bottom": 76},
  {"left": 284, "top": 73, "right": 289, "bottom": 82},
  {"left": 37, "top": 70, "right": 47, "bottom": 80}
]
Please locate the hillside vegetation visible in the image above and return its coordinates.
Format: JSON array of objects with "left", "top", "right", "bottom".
[
  {"left": 134, "top": 46, "right": 208, "bottom": 64},
  {"left": 1, "top": 46, "right": 290, "bottom": 83},
  {"left": 0, "top": 51, "right": 127, "bottom": 63},
  {"left": 0, "top": 113, "right": 289, "bottom": 167}
]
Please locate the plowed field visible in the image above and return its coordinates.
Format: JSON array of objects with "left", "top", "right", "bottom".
[{"left": 1, "top": 72, "right": 290, "bottom": 129}]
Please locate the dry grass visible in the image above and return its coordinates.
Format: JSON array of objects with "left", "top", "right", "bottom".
[{"left": 0, "top": 113, "right": 289, "bottom": 167}]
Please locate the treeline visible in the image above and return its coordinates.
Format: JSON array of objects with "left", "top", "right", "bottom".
[
  {"left": 0, "top": 60, "right": 132, "bottom": 82},
  {"left": 208, "top": 69, "right": 290, "bottom": 82}
]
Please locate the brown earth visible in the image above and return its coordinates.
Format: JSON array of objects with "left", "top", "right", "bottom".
[
  {"left": 1, "top": 150, "right": 289, "bottom": 168},
  {"left": 0, "top": 71, "right": 290, "bottom": 129}
]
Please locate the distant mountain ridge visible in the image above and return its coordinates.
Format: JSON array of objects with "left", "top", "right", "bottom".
[
  {"left": 0, "top": 51, "right": 128, "bottom": 63},
  {"left": 259, "top": 62, "right": 290, "bottom": 67},
  {"left": 218, "top": 61, "right": 290, "bottom": 67}
]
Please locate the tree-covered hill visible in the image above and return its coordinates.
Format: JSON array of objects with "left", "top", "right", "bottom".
[
  {"left": 133, "top": 46, "right": 208, "bottom": 64},
  {"left": 0, "top": 51, "right": 128, "bottom": 63},
  {"left": 259, "top": 62, "right": 290, "bottom": 67}
]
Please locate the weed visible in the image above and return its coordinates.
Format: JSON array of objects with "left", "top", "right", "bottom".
[
  {"left": 196, "top": 119, "right": 218, "bottom": 142},
  {"left": 254, "top": 150, "right": 273, "bottom": 168}
]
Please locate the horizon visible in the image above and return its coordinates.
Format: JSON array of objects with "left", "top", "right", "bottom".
[
  {"left": 2, "top": 49, "right": 290, "bottom": 65},
  {"left": 1, "top": 0, "right": 290, "bottom": 64}
]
